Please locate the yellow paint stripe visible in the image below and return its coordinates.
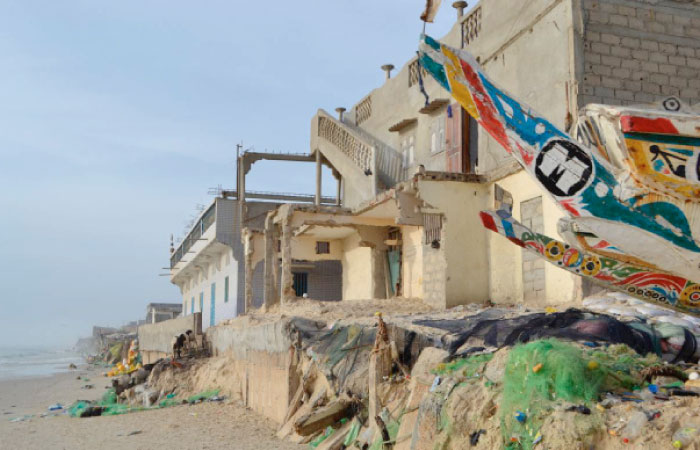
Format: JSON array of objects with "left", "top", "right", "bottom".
[{"left": 440, "top": 45, "right": 480, "bottom": 120}]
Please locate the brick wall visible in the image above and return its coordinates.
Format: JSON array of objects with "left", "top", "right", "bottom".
[
  {"left": 580, "top": 0, "right": 700, "bottom": 107},
  {"left": 521, "top": 197, "right": 545, "bottom": 302}
]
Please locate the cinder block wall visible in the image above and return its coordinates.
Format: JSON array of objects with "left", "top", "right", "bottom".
[{"left": 580, "top": 0, "right": 700, "bottom": 107}]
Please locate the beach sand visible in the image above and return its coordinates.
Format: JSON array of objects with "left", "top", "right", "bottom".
[{"left": 0, "top": 366, "right": 305, "bottom": 450}]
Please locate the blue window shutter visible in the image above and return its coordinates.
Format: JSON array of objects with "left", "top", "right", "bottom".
[{"left": 224, "top": 276, "right": 229, "bottom": 303}]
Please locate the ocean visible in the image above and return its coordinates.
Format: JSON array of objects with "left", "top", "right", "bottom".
[{"left": 0, "top": 347, "right": 84, "bottom": 381}]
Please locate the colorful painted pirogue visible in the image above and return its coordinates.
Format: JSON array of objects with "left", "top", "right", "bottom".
[{"left": 418, "top": 35, "right": 700, "bottom": 314}]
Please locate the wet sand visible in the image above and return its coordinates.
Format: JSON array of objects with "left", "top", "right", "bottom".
[{"left": 0, "top": 366, "right": 304, "bottom": 450}]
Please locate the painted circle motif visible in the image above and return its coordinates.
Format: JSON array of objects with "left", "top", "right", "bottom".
[
  {"left": 561, "top": 248, "right": 583, "bottom": 268},
  {"left": 545, "top": 241, "right": 565, "bottom": 262},
  {"left": 662, "top": 97, "right": 681, "bottom": 112},
  {"left": 680, "top": 284, "right": 700, "bottom": 305},
  {"left": 535, "top": 139, "right": 594, "bottom": 198},
  {"left": 581, "top": 255, "right": 601, "bottom": 276}
]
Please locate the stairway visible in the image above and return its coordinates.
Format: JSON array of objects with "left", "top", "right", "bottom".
[{"left": 311, "top": 109, "right": 408, "bottom": 208}]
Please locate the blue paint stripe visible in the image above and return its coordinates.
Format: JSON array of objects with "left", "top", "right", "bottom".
[{"left": 502, "top": 219, "right": 515, "bottom": 238}]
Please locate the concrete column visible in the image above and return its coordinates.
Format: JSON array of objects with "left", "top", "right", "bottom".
[
  {"left": 263, "top": 214, "right": 279, "bottom": 308},
  {"left": 238, "top": 156, "right": 246, "bottom": 204},
  {"left": 315, "top": 151, "right": 322, "bottom": 207},
  {"left": 452, "top": 1, "right": 468, "bottom": 18},
  {"left": 280, "top": 217, "right": 294, "bottom": 304},
  {"left": 381, "top": 64, "right": 394, "bottom": 80},
  {"left": 336, "top": 177, "right": 342, "bottom": 206},
  {"left": 243, "top": 231, "right": 254, "bottom": 314}
]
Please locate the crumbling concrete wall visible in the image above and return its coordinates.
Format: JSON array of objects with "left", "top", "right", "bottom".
[
  {"left": 580, "top": 0, "right": 700, "bottom": 107},
  {"left": 206, "top": 319, "right": 297, "bottom": 424},
  {"left": 138, "top": 313, "right": 201, "bottom": 364}
]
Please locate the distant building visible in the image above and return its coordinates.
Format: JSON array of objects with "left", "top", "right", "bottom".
[{"left": 145, "top": 303, "right": 182, "bottom": 324}]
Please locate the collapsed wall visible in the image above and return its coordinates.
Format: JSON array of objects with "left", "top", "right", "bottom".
[{"left": 137, "top": 313, "right": 203, "bottom": 364}]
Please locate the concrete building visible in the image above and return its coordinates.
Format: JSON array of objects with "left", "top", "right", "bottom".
[
  {"left": 145, "top": 303, "right": 182, "bottom": 324},
  {"left": 242, "top": 0, "right": 700, "bottom": 309},
  {"left": 169, "top": 154, "right": 343, "bottom": 329}
]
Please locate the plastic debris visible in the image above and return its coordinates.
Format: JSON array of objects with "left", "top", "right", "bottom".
[
  {"left": 430, "top": 376, "right": 441, "bottom": 392},
  {"left": 622, "top": 411, "right": 647, "bottom": 441},
  {"left": 532, "top": 363, "right": 543, "bottom": 373},
  {"left": 48, "top": 404, "right": 63, "bottom": 411},
  {"left": 673, "top": 426, "right": 699, "bottom": 448},
  {"left": 469, "top": 429, "right": 485, "bottom": 446},
  {"left": 514, "top": 411, "right": 527, "bottom": 423}
]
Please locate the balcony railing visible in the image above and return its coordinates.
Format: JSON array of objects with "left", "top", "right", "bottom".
[{"left": 170, "top": 202, "right": 216, "bottom": 269}]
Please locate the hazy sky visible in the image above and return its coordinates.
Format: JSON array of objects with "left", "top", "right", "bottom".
[{"left": 0, "top": 1, "right": 460, "bottom": 347}]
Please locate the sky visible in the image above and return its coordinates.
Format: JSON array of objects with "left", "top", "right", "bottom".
[{"left": 0, "top": 1, "right": 461, "bottom": 348}]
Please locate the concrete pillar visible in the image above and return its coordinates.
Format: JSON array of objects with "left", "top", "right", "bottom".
[
  {"left": 280, "top": 217, "right": 294, "bottom": 304},
  {"left": 335, "top": 107, "right": 346, "bottom": 121},
  {"left": 453, "top": 1, "right": 468, "bottom": 18},
  {"left": 336, "top": 177, "right": 342, "bottom": 206},
  {"left": 243, "top": 230, "right": 254, "bottom": 314},
  {"left": 381, "top": 64, "right": 394, "bottom": 80},
  {"left": 238, "top": 156, "right": 246, "bottom": 204},
  {"left": 315, "top": 151, "right": 322, "bottom": 207},
  {"left": 263, "top": 214, "right": 279, "bottom": 308}
]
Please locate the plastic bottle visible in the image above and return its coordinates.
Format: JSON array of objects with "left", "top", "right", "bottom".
[
  {"left": 622, "top": 411, "right": 647, "bottom": 441},
  {"left": 672, "top": 426, "right": 699, "bottom": 448}
]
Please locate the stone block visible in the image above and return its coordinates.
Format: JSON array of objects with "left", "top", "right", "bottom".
[
  {"left": 641, "top": 40, "right": 659, "bottom": 52},
  {"left": 669, "top": 55, "right": 686, "bottom": 66},
  {"left": 623, "top": 80, "right": 642, "bottom": 91},
  {"left": 621, "top": 59, "right": 641, "bottom": 71},
  {"left": 609, "top": 14, "right": 628, "bottom": 27},
  {"left": 591, "top": 42, "right": 611, "bottom": 55},
  {"left": 601, "top": 33, "right": 621, "bottom": 45},
  {"left": 641, "top": 61, "right": 658, "bottom": 73},
  {"left": 634, "top": 92, "right": 655, "bottom": 103},
  {"left": 628, "top": 17, "right": 645, "bottom": 30},
  {"left": 649, "top": 52, "right": 668, "bottom": 64},
  {"left": 585, "top": 52, "right": 602, "bottom": 64},
  {"left": 659, "top": 43, "right": 677, "bottom": 55},
  {"left": 595, "top": 86, "right": 615, "bottom": 98},
  {"left": 649, "top": 73, "right": 669, "bottom": 85},
  {"left": 602, "top": 77, "right": 623, "bottom": 89},
  {"left": 621, "top": 37, "right": 640, "bottom": 48},
  {"left": 615, "top": 89, "right": 635, "bottom": 101},
  {"left": 659, "top": 65, "right": 677, "bottom": 76},
  {"left": 611, "top": 47, "right": 631, "bottom": 58},
  {"left": 601, "top": 55, "right": 622, "bottom": 67},
  {"left": 643, "top": 82, "right": 661, "bottom": 94},
  {"left": 670, "top": 76, "right": 688, "bottom": 88}
]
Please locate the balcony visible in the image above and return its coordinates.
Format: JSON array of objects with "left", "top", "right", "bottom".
[{"left": 170, "top": 202, "right": 216, "bottom": 269}]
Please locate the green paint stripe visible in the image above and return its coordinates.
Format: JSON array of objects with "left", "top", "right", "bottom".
[{"left": 624, "top": 132, "right": 700, "bottom": 146}]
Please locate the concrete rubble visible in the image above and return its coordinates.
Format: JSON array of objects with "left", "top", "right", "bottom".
[{"left": 66, "top": 292, "right": 700, "bottom": 449}]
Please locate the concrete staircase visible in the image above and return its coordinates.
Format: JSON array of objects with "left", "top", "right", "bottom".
[{"left": 311, "top": 109, "right": 407, "bottom": 207}]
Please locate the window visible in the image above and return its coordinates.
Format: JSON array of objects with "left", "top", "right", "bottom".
[
  {"left": 224, "top": 276, "right": 229, "bottom": 303},
  {"left": 190, "top": 296, "right": 194, "bottom": 314},
  {"left": 211, "top": 283, "right": 216, "bottom": 303},
  {"left": 316, "top": 241, "right": 330, "bottom": 254},
  {"left": 430, "top": 115, "right": 446, "bottom": 154},
  {"left": 293, "top": 272, "right": 308, "bottom": 297}
]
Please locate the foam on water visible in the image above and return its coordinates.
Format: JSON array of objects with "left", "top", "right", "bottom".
[{"left": 0, "top": 347, "right": 83, "bottom": 381}]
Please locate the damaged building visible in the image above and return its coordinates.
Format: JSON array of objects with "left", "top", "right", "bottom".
[{"left": 170, "top": 0, "right": 700, "bottom": 320}]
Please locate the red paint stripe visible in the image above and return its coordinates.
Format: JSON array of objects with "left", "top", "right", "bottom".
[
  {"left": 479, "top": 212, "right": 498, "bottom": 232},
  {"left": 620, "top": 116, "right": 679, "bottom": 134}
]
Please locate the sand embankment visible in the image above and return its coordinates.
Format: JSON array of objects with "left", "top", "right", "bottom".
[{"left": 0, "top": 366, "right": 304, "bottom": 450}]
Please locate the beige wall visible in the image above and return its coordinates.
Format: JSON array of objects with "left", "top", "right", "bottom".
[
  {"left": 341, "top": 233, "right": 374, "bottom": 300},
  {"left": 401, "top": 225, "right": 423, "bottom": 299},
  {"left": 487, "top": 171, "right": 579, "bottom": 305},
  {"left": 291, "top": 235, "right": 344, "bottom": 261},
  {"left": 417, "top": 180, "right": 491, "bottom": 307}
]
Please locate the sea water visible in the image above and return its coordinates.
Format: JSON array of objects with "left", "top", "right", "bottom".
[{"left": 0, "top": 347, "right": 83, "bottom": 381}]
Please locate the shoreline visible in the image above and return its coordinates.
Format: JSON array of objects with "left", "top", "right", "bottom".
[{"left": 0, "top": 366, "right": 304, "bottom": 450}]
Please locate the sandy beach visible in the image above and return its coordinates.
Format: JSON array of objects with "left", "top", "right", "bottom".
[{"left": 0, "top": 366, "right": 305, "bottom": 450}]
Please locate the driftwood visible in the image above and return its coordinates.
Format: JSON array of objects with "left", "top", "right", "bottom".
[
  {"left": 316, "top": 419, "right": 354, "bottom": 450},
  {"left": 293, "top": 398, "right": 352, "bottom": 436}
]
